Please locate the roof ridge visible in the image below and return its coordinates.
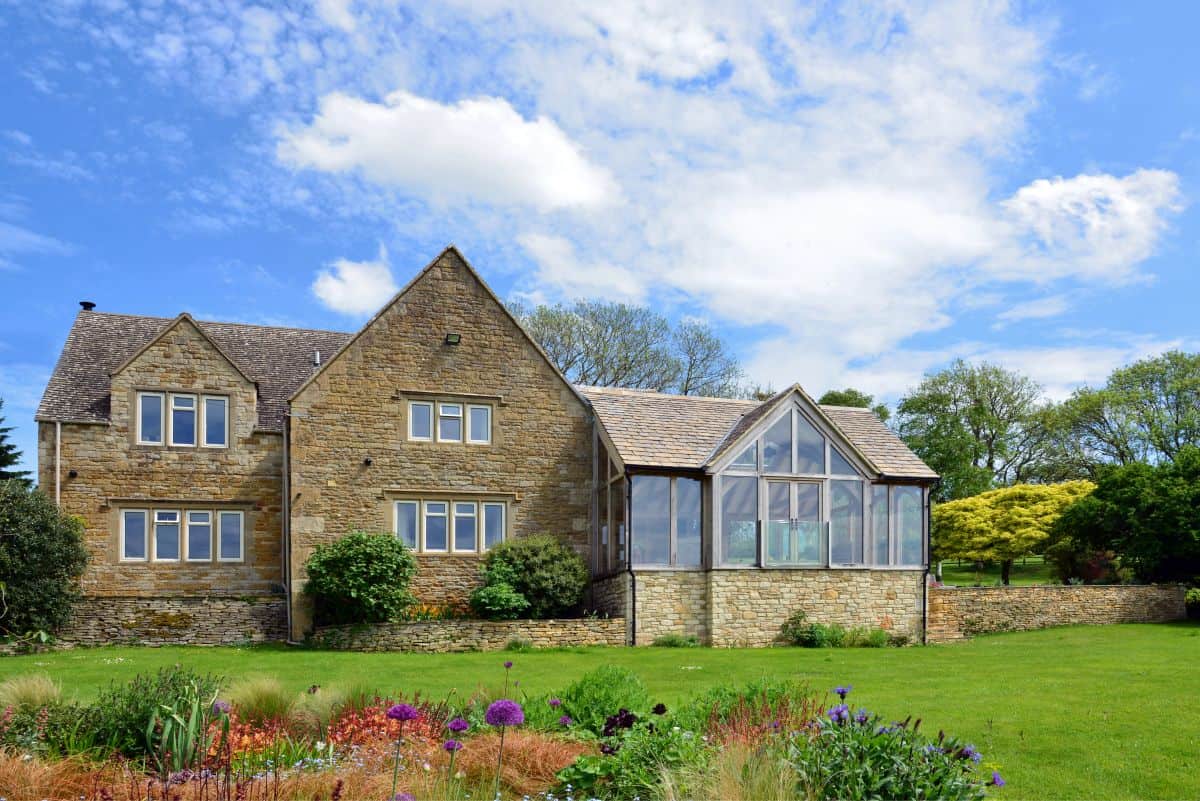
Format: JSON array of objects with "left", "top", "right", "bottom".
[
  {"left": 577, "top": 385, "right": 759, "bottom": 404},
  {"left": 82, "top": 309, "right": 349, "bottom": 337}
]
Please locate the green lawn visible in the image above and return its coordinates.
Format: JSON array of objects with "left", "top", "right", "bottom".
[
  {"left": 3, "top": 623, "right": 1199, "bottom": 799},
  {"left": 939, "top": 556, "right": 1055, "bottom": 586}
]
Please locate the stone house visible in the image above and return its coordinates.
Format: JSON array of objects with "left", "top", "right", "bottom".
[{"left": 36, "top": 246, "right": 937, "bottom": 646}]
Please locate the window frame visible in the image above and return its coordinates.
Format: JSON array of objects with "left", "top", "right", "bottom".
[
  {"left": 466, "top": 404, "right": 492, "bottom": 445},
  {"left": 408, "top": 401, "right": 434, "bottom": 441},
  {"left": 168, "top": 393, "right": 198, "bottom": 447},
  {"left": 394, "top": 500, "right": 419, "bottom": 549},
  {"left": 152, "top": 509, "right": 182, "bottom": 562},
  {"left": 452, "top": 501, "right": 479, "bottom": 553},
  {"left": 392, "top": 497, "right": 508, "bottom": 553},
  {"left": 437, "top": 403, "right": 463, "bottom": 443},
  {"left": 483, "top": 502, "right": 506, "bottom": 551},
  {"left": 136, "top": 392, "right": 164, "bottom": 445},
  {"left": 200, "top": 395, "right": 229, "bottom": 449},
  {"left": 217, "top": 510, "right": 245, "bottom": 563},
  {"left": 185, "top": 510, "right": 213, "bottom": 562},
  {"left": 120, "top": 509, "right": 149, "bottom": 562},
  {"left": 422, "top": 501, "right": 450, "bottom": 552}
]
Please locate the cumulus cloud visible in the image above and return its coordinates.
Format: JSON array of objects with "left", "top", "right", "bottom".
[
  {"left": 278, "top": 91, "right": 619, "bottom": 211},
  {"left": 315, "top": 0, "right": 357, "bottom": 32},
  {"left": 993, "top": 295, "right": 1072, "bottom": 327},
  {"left": 312, "top": 246, "right": 398, "bottom": 316},
  {"left": 518, "top": 233, "right": 646, "bottom": 303}
]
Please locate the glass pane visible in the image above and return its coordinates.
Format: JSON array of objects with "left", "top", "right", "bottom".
[
  {"left": 425, "top": 504, "right": 448, "bottom": 550},
  {"left": 439, "top": 415, "right": 462, "bottom": 441},
  {"left": 830, "top": 480, "right": 863, "bottom": 564},
  {"left": 765, "top": 482, "right": 823, "bottom": 565},
  {"left": 440, "top": 403, "right": 462, "bottom": 416},
  {"left": 410, "top": 404, "right": 432, "bottom": 438},
  {"left": 173, "top": 396, "right": 194, "bottom": 408},
  {"left": 172, "top": 404, "right": 195, "bottom": 445},
  {"left": 204, "top": 398, "right": 227, "bottom": 446},
  {"left": 123, "top": 511, "right": 146, "bottom": 559},
  {"left": 468, "top": 406, "right": 491, "bottom": 442},
  {"left": 675, "top": 478, "right": 702, "bottom": 566},
  {"left": 396, "top": 502, "right": 418, "bottom": 548},
  {"left": 895, "top": 486, "right": 923, "bottom": 566},
  {"left": 140, "top": 395, "right": 162, "bottom": 443},
  {"left": 765, "top": 481, "right": 790, "bottom": 564},
  {"left": 794, "top": 483, "right": 823, "bottom": 564},
  {"left": 611, "top": 478, "right": 627, "bottom": 567},
  {"left": 597, "top": 476, "right": 609, "bottom": 571},
  {"left": 732, "top": 442, "right": 757, "bottom": 470},
  {"left": 830, "top": 446, "right": 858, "bottom": 476},
  {"left": 219, "top": 512, "right": 242, "bottom": 560},
  {"left": 155, "top": 520, "right": 180, "bottom": 560},
  {"left": 484, "top": 504, "right": 505, "bottom": 549},
  {"left": 872, "top": 485, "right": 890, "bottom": 565},
  {"left": 454, "top": 503, "right": 477, "bottom": 551},
  {"left": 720, "top": 475, "right": 758, "bottom": 565},
  {"left": 762, "top": 415, "right": 791, "bottom": 473},
  {"left": 187, "top": 512, "right": 211, "bottom": 560},
  {"left": 631, "top": 475, "right": 670, "bottom": 565},
  {"left": 795, "top": 413, "right": 825, "bottom": 473}
]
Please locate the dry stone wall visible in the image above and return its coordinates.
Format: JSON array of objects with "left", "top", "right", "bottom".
[
  {"left": 313, "top": 617, "right": 625, "bottom": 652},
  {"left": 927, "top": 584, "right": 1186, "bottom": 642},
  {"left": 633, "top": 571, "right": 708, "bottom": 643},
  {"left": 57, "top": 595, "right": 287, "bottom": 646}
]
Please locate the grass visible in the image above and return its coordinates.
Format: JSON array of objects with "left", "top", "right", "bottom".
[
  {"left": 2, "top": 623, "right": 1198, "bottom": 799},
  {"left": 939, "top": 555, "right": 1056, "bottom": 586}
]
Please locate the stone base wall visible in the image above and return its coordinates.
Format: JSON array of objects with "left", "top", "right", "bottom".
[
  {"left": 58, "top": 595, "right": 287, "bottom": 646},
  {"left": 312, "top": 617, "right": 626, "bottom": 652},
  {"left": 590, "top": 573, "right": 632, "bottom": 644},
  {"left": 707, "top": 570, "right": 925, "bottom": 647},
  {"left": 633, "top": 571, "right": 708, "bottom": 644},
  {"left": 927, "top": 584, "right": 1187, "bottom": 642}
]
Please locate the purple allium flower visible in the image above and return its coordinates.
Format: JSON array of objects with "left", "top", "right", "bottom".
[
  {"left": 990, "top": 771, "right": 1005, "bottom": 788},
  {"left": 833, "top": 685, "right": 852, "bottom": 700},
  {"left": 386, "top": 703, "right": 421, "bottom": 722},
  {"left": 447, "top": 717, "right": 470, "bottom": 733},
  {"left": 559, "top": 714, "right": 573, "bottom": 727},
  {"left": 599, "top": 743, "right": 617, "bottom": 756},
  {"left": 504, "top": 660, "right": 513, "bottom": 669},
  {"left": 548, "top": 697, "right": 562, "bottom": 708},
  {"left": 826, "top": 703, "right": 850, "bottom": 724},
  {"left": 443, "top": 739, "right": 463, "bottom": 752},
  {"left": 854, "top": 709, "right": 870, "bottom": 725},
  {"left": 485, "top": 698, "right": 525, "bottom": 727},
  {"left": 395, "top": 794, "right": 416, "bottom": 801},
  {"left": 211, "top": 700, "right": 231, "bottom": 715},
  {"left": 652, "top": 703, "right": 668, "bottom": 715},
  {"left": 961, "top": 744, "right": 981, "bottom": 763}
]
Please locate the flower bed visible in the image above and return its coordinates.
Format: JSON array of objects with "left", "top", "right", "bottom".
[{"left": 311, "top": 616, "right": 626, "bottom": 652}]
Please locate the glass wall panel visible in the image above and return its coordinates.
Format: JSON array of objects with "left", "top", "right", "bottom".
[
  {"left": 631, "top": 475, "right": 671, "bottom": 564},
  {"left": 611, "top": 477, "right": 627, "bottom": 568},
  {"left": 895, "top": 486, "right": 924, "bottom": 565},
  {"left": 830, "top": 480, "right": 863, "bottom": 564},
  {"left": 830, "top": 446, "right": 858, "bottom": 476},
  {"left": 720, "top": 475, "right": 758, "bottom": 564},
  {"left": 871, "top": 485, "right": 890, "bottom": 565},
  {"left": 732, "top": 442, "right": 757, "bottom": 470},
  {"left": 676, "top": 478, "right": 702, "bottom": 566},
  {"left": 795, "top": 413, "right": 825, "bottom": 473},
  {"left": 762, "top": 414, "right": 792, "bottom": 473},
  {"left": 597, "top": 476, "right": 609, "bottom": 572},
  {"left": 794, "top": 483, "right": 822, "bottom": 564},
  {"left": 765, "top": 481, "right": 790, "bottom": 564}
]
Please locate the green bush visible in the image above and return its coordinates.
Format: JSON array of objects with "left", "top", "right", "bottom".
[
  {"left": 0, "top": 481, "right": 89, "bottom": 638},
  {"left": 470, "top": 535, "right": 588, "bottom": 620},
  {"left": 0, "top": 701, "right": 101, "bottom": 758},
  {"left": 91, "top": 666, "right": 221, "bottom": 759},
  {"left": 303, "top": 531, "right": 417, "bottom": 625},
  {"left": 782, "top": 610, "right": 894, "bottom": 648},
  {"left": 1186, "top": 588, "right": 1200, "bottom": 620},
  {"left": 558, "top": 665, "right": 650, "bottom": 736},
  {"left": 469, "top": 581, "right": 529, "bottom": 620},
  {"left": 652, "top": 633, "right": 699, "bottom": 648},
  {"left": 557, "top": 715, "right": 710, "bottom": 801}
]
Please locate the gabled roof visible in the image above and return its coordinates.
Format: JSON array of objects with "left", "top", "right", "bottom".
[
  {"left": 37, "top": 310, "right": 351, "bottom": 431},
  {"left": 579, "top": 385, "right": 938, "bottom": 480},
  {"left": 109, "top": 313, "right": 256, "bottom": 387}
]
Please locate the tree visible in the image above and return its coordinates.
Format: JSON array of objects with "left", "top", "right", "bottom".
[
  {"left": 932, "top": 481, "right": 1095, "bottom": 584},
  {"left": 818, "top": 388, "right": 890, "bottom": 422},
  {"left": 1052, "top": 446, "right": 1200, "bottom": 584},
  {"left": 518, "top": 300, "right": 744, "bottom": 397},
  {"left": 0, "top": 480, "right": 89, "bottom": 636},
  {"left": 0, "top": 399, "right": 30, "bottom": 487},
  {"left": 896, "top": 360, "right": 1051, "bottom": 501}
]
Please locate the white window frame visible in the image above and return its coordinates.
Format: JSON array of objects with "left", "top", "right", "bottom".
[
  {"left": 408, "top": 401, "right": 434, "bottom": 441},
  {"left": 437, "top": 403, "right": 463, "bottom": 443},
  {"left": 185, "top": 510, "right": 213, "bottom": 562},
  {"left": 120, "top": 509, "right": 149, "bottom": 562},
  {"left": 394, "top": 500, "right": 420, "bottom": 549},
  {"left": 422, "top": 501, "right": 449, "bottom": 552},
  {"left": 452, "top": 501, "right": 479, "bottom": 553},
  {"left": 152, "top": 510, "right": 181, "bottom": 562},
  {"left": 467, "top": 404, "right": 492, "bottom": 444},
  {"left": 136, "top": 392, "right": 165, "bottom": 445},
  {"left": 200, "top": 395, "right": 229, "bottom": 449},
  {"left": 168, "top": 393, "right": 197, "bottom": 447},
  {"left": 483, "top": 502, "right": 506, "bottom": 551},
  {"left": 217, "top": 510, "right": 245, "bottom": 562}
]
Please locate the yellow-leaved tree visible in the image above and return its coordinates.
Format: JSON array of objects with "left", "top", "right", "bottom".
[{"left": 932, "top": 481, "right": 1095, "bottom": 585}]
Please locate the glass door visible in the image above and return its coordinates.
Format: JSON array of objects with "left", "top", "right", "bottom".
[{"left": 766, "top": 480, "right": 823, "bottom": 566}]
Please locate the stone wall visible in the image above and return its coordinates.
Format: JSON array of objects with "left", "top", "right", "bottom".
[
  {"left": 633, "top": 571, "right": 708, "bottom": 644},
  {"left": 313, "top": 617, "right": 626, "bottom": 652},
  {"left": 57, "top": 595, "right": 287, "bottom": 646},
  {"left": 927, "top": 584, "right": 1187, "bottom": 642},
  {"left": 590, "top": 573, "right": 632, "bottom": 643},
  {"left": 707, "top": 569, "right": 925, "bottom": 647}
]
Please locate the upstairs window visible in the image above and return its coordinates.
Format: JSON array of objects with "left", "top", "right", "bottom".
[
  {"left": 438, "top": 403, "right": 463, "bottom": 442},
  {"left": 202, "top": 396, "right": 228, "bottom": 448},
  {"left": 138, "top": 391, "right": 228, "bottom": 448},
  {"left": 409, "top": 402, "right": 433, "bottom": 441},
  {"left": 137, "top": 393, "right": 164, "bottom": 445},
  {"left": 170, "top": 395, "right": 196, "bottom": 446},
  {"left": 467, "top": 405, "right": 491, "bottom": 444},
  {"left": 407, "top": 398, "right": 495, "bottom": 446}
]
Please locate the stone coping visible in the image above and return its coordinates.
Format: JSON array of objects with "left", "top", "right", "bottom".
[{"left": 312, "top": 616, "right": 626, "bottom": 652}]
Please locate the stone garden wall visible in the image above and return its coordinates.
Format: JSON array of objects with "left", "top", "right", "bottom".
[
  {"left": 57, "top": 595, "right": 288, "bottom": 646},
  {"left": 312, "top": 617, "right": 626, "bottom": 652},
  {"left": 926, "top": 584, "right": 1186, "bottom": 642},
  {"left": 632, "top": 571, "right": 709, "bottom": 644}
]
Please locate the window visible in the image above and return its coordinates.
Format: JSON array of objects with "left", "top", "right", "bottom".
[
  {"left": 154, "top": 510, "right": 181, "bottom": 561},
  {"left": 467, "top": 405, "right": 491, "bottom": 444},
  {"left": 483, "top": 503, "right": 505, "bottom": 550},
  {"left": 631, "top": 475, "right": 671, "bottom": 564},
  {"left": 830, "top": 480, "right": 863, "bottom": 564},
  {"left": 218, "top": 511, "right": 244, "bottom": 561},
  {"left": 795, "top": 413, "right": 825, "bottom": 473},
  {"left": 121, "top": 510, "right": 148, "bottom": 561},
  {"left": 424, "top": 502, "right": 449, "bottom": 551},
  {"left": 830, "top": 446, "right": 858, "bottom": 476},
  {"left": 395, "top": 501, "right": 419, "bottom": 548},
  {"left": 762, "top": 414, "right": 792, "bottom": 473},
  {"left": 186, "top": 511, "right": 212, "bottom": 561},
  {"left": 894, "top": 486, "right": 924, "bottom": 566},
  {"left": 732, "top": 442, "right": 757, "bottom": 470},
  {"left": 720, "top": 475, "right": 758, "bottom": 565},
  {"left": 202, "top": 396, "right": 228, "bottom": 448},
  {"left": 675, "top": 478, "right": 702, "bottom": 567},
  {"left": 169, "top": 395, "right": 196, "bottom": 446},
  {"left": 409, "top": 402, "right": 433, "bottom": 441},
  {"left": 437, "top": 404, "right": 463, "bottom": 442},
  {"left": 137, "top": 393, "right": 163, "bottom": 444},
  {"left": 453, "top": 502, "right": 478, "bottom": 552},
  {"left": 872, "top": 485, "right": 890, "bottom": 565},
  {"left": 610, "top": 477, "right": 627, "bottom": 568}
]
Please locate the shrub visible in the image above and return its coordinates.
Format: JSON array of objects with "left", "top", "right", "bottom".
[
  {"left": 558, "top": 665, "right": 650, "bottom": 736},
  {"left": 470, "top": 535, "right": 588, "bottom": 620},
  {"left": 0, "top": 481, "right": 89, "bottom": 638},
  {"left": 1186, "top": 588, "right": 1200, "bottom": 620},
  {"left": 469, "top": 582, "right": 530, "bottom": 620},
  {"left": 0, "top": 674, "right": 61, "bottom": 711},
  {"left": 504, "top": 637, "right": 534, "bottom": 652},
  {"left": 91, "top": 666, "right": 221, "bottom": 759},
  {"left": 304, "top": 531, "right": 418, "bottom": 625},
  {"left": 227, "top": 676, "right": 296, "bottom": 727},
  {"left": 782, "top": 610, "right": 892, "bottom": 648},
  {"left": 652, "top": 633, "right": 699, "bottom": 648},
  {"left": 0, "top": 701, "right": 100, "bottom": 758}
]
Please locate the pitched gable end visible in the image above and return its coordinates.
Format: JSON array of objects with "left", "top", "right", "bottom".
[{"left": 109, "top": 313, "right": 256, "bottom": 387}]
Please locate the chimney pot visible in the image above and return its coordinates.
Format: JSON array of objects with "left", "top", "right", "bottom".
[{"left": 79, "top": 301, "right": 96, "bottom": 311}]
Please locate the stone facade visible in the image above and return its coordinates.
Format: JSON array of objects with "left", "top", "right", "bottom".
[
  {"left": 926, "top": 584, "right": 1187, "bottom": 642},
  {"left": 287, "top": 250, "right": 593, "bottom": 638},
  {"left": 590, "top": 573, "right": 632, "bottom": 643},
  {"left": 38, "top": 317, "right": 285, "bottom": 600},
  {"left": 56, "top": 595, "right": 287, "bottom": 646},
  {"left": 313, "top": 617, "right": 625, "bottom": 652},
  {"left": 633, "top": 571, "right": 709, "bottom": 643}
]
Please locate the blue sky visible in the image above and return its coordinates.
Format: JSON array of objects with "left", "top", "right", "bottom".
[{"left": 1, "top": 1, "right": 1198, "bottom": 480}]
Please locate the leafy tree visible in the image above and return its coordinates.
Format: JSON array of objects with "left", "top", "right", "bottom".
[
  {"left": 1052, "top": 446, "right": 1200, "bottom": 583},
  {"left": 303, "top": 532, "right": 417, "bottom": 625},
  {"left": 0, "top": 399, "right": 31, "bottom": 487},
  {"left": 932, "top": 481, "right": 1095, "bottom": 585},
  {"left": 517, "top": 301, "right": 744, "bottom": 397},
  {"left": 896, "top": 360, "right": 1052, "bottom": 501},
  {"left": 0, "top": 480, "right": 89, "bottom": 636},
  {"left": 818, "top": 388, "right": 890, "bottom": 422}
]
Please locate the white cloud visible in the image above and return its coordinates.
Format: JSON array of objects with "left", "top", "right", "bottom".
[
  {"left": 518, "top": 233, "right": 646, "bottom": 304},
  {"left": 0, "top": 219, "right": 71, "bottom": 270},
  {"left": 277, "top": 91, "right": 619, "bottom": 211},
  {"left": 315, "top": 0, "right": 357, "bottom": 32},
  {"left": 994, "top": 295, "right": 1072, "bottom": 326},
  {"left": 311, "top": 245, "right": 398, "bottom": 316}
]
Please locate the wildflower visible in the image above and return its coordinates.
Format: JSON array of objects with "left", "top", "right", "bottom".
[
  {"left": 387, "top": 704, "right": 421, "bottom": 800},
  {"left": 833, "top": 685, "right": 852, "bottom": 700},
  {"left": 854, "top": 709, "right": 870, "bottom": 725},
  {"left": 447, "top": 717, "right": 470, "bottom": 733},
  {"left": 990, "top": 771, "right": 1006, "bottom": 788},
  {"left": 444, "top": 739, "right": 463, "bottom": 752},
  {"left": 395, "top": 794, "right": 416, "bottom": 801},
  {"left": 387, "top": 703, "right": 421, "bottom": 721},
  {"left": 559, "top": 714, "right": 573, "bottom": 727},
  {"left": 826, "top": 703, "right": 850, "bottom": 725},
  {"left": 504, "top": 660, "right": 514, "bottom": 669},
  {"left": 211, "top": 700, "right": 232, "bottom": 715},
  {"left": 548, "top": 697, "right": 562, "bottom": 708},
  {"left": 652, "top": 703, "right": 668, "bottom": 715},
  {"left": 486, "top": 699, "right": 526, "bottom": 727},
  {"left": 961, "top": 744, "right": 982, "bottom": 763}
]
